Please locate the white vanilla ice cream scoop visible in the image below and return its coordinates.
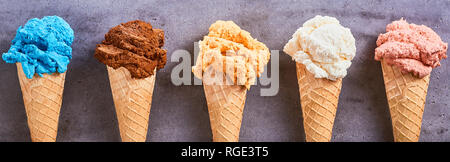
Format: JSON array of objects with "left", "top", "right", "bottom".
[{"left": 283, "top": 15, "right": 356, "bottom": 80}]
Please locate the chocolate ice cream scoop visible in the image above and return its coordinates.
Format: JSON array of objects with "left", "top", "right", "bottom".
[{"left": 95, "top": 20, "right": 167, "bottom": 78}]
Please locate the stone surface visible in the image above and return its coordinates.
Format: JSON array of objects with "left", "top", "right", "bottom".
[{"left": 0, "top": 0, "right": 449, "bottom": 142}]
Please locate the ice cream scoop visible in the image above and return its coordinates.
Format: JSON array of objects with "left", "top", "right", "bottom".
[
  {"left": 192, "top": 20, "right": 270, "bottom": 89},
  {"left": 283, "top": 15, "right": 356, "bottom": 80},
  {"left": 375, "top": 19, "right": 448, "bottom": 78},
  {"left": 2, "top": 16, "right": 74, "bottom": 79},
  {"left": 94, "top": 20, "right": 167, "bottom": 78}
]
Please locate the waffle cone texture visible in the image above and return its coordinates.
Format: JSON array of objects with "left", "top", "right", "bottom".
[
  {"left": 107, "top": 66, "right": 156, "bottom": 142},
  {"left": 296, "top": 63, "right": 342, "bottom": 142},
  {"left": 380, "top": 60, "right": 429, "bottom": 142},
  {"left": 203, "top": 83, "right": 247, "bottom": 142},
  {"left": 16, "top": 63, "right": 66, "bottom": 142}
]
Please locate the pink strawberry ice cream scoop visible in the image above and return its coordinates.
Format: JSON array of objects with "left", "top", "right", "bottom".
[{"left": 375, "top": 19, "right": 448, "bottom": 78}]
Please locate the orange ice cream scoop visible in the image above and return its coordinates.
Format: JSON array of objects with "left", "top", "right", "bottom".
[
  {"left": 375, "top": 19, "right": 448, "bottom": 78},
  {"left": 192, "top": 21, "right": 270, "bottom": 89}
]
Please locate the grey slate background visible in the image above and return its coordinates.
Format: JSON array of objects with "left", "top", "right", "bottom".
[{"left": 0, "top": 0, "right": 449, "bottom": 142}]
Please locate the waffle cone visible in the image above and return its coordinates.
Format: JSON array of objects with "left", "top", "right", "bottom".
[
  {"left": 380, "top": 60, "right": 429, "bottom": 142},
  {"left": 203, "top": 83, "right": 247, "bottom": 142},
  {"left": 107, "top": 66, "right": 156, "bottom": 142},
  {"left": 16, "top": 63, "right": 66, "bottom": 142},
  {"left": 296, "top": 63, "right": 342, "bottom": 142}
]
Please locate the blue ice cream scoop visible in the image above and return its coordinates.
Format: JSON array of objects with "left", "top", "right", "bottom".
[{"left": 2, "top": 16, "right": 74, "bottom": 79}]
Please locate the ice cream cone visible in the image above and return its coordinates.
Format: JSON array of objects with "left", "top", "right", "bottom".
[
  {"left": 203, "top": 83, "right": 247, "bottom": 142},
  {"left": 107, "top": 66, "right": 156, "bottom": 142},
  {"left": 16, "top": 63, "right": 66, "bottom": 142},
  {"left": 296, "top": 63, "right": 342, "bottom": 142},
  {"left": 380, "top": 60, "right": 429, "bottom": 142}
]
